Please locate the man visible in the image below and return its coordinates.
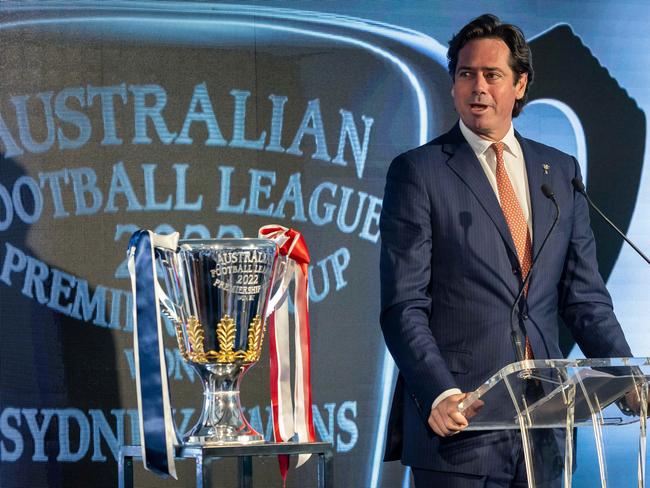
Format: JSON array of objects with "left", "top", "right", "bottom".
[{"left": 379, "top": 14, "right": 633, "bottom": 487}]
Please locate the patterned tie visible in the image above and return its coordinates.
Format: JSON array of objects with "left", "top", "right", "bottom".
[{"left": 491, "top": 142, "right": 534, "bottom": 360}]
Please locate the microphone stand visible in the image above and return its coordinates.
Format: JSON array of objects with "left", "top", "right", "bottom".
[{"left": 572, "top": 177, "right": 650, "bottom": 265}]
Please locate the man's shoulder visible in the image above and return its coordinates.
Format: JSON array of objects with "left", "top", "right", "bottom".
[
  {"left": 392, "top": 125, "right": 463, "bottom": 166},
  {"left": 517, "top": 133, "right": 576, "bottom": 163}
]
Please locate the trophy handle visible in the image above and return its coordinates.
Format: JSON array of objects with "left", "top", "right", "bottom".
[
  {"left": 156, "top": 279, "right": 181, "bottom": 323},
  {"left": 265, "top": 254, "right": 291, "bottom": 318},
  {"left": 155, "top": 247, "right": 186, "bottom": 326}
]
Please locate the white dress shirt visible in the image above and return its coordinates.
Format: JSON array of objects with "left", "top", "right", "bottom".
[
  {"left": 459, "top": 119, "right": 533, "bottom": 235},
  {"left": 431, "top": 120, "right": 533, "bottom": 411}
]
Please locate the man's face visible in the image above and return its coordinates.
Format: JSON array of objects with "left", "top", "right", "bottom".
[{"left": 452, "top": 37, "right": 527, "bottom": 141}]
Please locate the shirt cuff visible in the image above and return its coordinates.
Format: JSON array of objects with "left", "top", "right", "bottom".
[{"left": 431, "top": 388, "right": 462, "bottom": 410}]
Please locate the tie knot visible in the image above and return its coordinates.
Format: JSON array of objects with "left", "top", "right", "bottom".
[{"left": 491, "top": 142, "right": 505, "bottom": 160}]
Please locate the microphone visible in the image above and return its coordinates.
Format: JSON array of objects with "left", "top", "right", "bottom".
[
  {"left": 510, "top": 184, "right": 561, "bottom": 366},
  {"left": 572, "top": 177, "right": 650, "bottom": 265}
]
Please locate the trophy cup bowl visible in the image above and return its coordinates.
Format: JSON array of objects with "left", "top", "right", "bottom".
[{"left": 156, "top": 238, "right": 280, "bottom": 445}]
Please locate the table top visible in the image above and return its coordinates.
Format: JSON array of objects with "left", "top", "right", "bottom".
[{"left": 120, "top": 442, "right": 333, "bottom": 458}]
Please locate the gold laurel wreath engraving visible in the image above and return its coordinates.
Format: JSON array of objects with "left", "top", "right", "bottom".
[
  {"left": 175, "top": 322, "right": 189, "bottom": 361},
  {"left": 187, "top": 316, "right": 207, "bottom": 363},
  {"left": 216, "top": 315, "right": 237, "bottom": 363},
  {"left": 244, "top": 315, "right": 264, "bottom": 363},
  {"left": 180, "top": 315, "right": 266, "bottom": 364}
]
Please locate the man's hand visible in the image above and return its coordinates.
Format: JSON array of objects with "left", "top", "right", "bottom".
[
  {"left": 620, "top": 389, "right": 650, "bottom": 416},
  {"left": 428, "top": 393, "right": 473, "bottom": 437}
]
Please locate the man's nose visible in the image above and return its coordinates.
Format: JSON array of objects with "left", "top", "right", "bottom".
[{"left": 472, "top": 73, "right": 487, "bottom": 94}]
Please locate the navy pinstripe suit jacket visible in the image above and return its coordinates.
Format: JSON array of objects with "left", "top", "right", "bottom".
[{"left": 379, "top": 123, "right": 632, "bottom": 473}]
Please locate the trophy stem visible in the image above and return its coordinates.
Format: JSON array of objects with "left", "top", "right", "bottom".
[{"left": 184, "top": 362, "right": 264, "bottom": 445}]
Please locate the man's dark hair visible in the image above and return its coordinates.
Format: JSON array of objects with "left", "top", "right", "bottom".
[{"left": 447, "top": 14, "right": 534, "bottom": 117}]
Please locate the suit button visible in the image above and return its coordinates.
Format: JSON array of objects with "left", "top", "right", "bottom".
[{"left": 522, "top": 314, "right": 529, "bottom": 320}]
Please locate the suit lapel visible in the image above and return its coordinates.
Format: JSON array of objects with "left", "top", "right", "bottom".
[
  {"left": 517, "top": 133, "right": 555, "bottom": 260},
  {"left": 443, "top": 125, "right": 517, "bottom": 258}
]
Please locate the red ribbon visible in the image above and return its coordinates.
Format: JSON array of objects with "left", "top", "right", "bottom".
[{"left": 259, "top": 225, "right": 316, "bottom": 484}]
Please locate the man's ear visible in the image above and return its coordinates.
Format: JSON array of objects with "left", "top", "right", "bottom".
[
  {"left": 515, "top": 73, "right": 528, "bottom": 100},
  {"left": 451, "top": 86, "right": 455, "bottom": 98}
]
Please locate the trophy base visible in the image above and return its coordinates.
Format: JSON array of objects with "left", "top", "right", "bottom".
[
  {"left": 185, "top": 434, "right": 265, "bottom": 446},
  {"left": 184, "top": 361, "right": 267, "bottom": 446},
  {"left": 184, "top": 423, "right": 265, "bottom": 446},
  {"left": 184, "top": 373, "right": 266, "bottom": 446}
]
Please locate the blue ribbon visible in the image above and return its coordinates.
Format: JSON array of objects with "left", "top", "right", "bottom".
[{"left": 127, "top": 230, "right": 178, "bottom": 478}]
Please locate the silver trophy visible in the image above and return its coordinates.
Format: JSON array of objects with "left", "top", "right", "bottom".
[{"left": 156, "top": 238, "right": 282, "bottom": 444}]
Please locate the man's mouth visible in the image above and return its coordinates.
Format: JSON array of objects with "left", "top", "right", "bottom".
[{"left": 469, "top": 103, "right": 490, "bottom": 113}]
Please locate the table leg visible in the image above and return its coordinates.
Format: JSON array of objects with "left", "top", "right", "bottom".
[
  {"left": 238, "top": 456, "right": 253, "bottom": 488},
  {"left": 320, "top": 449, "right": 333, "bottom": 488},
  {"left": 196, "top": 452, "right": 210, "bottom": 488},
  {"left": 118, "top": 451, "right": 133, "bottom": 488}
]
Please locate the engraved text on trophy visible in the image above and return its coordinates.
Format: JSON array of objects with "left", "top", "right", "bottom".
[{"left": 208, "top": 249, "right": 273, "bottom": 300}]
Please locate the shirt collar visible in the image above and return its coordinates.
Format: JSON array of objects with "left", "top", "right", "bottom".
[{"left": 458, "top": 119, "right": 520, "bottom": 159}]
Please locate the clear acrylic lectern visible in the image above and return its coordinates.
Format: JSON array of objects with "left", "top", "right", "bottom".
[{"left": 457, "top": 358, "right": 650, "bottom": 488}]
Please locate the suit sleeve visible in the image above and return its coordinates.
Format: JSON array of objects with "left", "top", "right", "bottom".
[
  {"left": 558, "top": 158, "right": 632, "bottom": 358},
  {"left": 380, "top": 153, "right": 458, "bottom": 420}
]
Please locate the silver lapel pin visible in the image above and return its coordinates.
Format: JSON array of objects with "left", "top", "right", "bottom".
[{"left": 542, "top": 163, "right": 550, "bottom": 175}]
